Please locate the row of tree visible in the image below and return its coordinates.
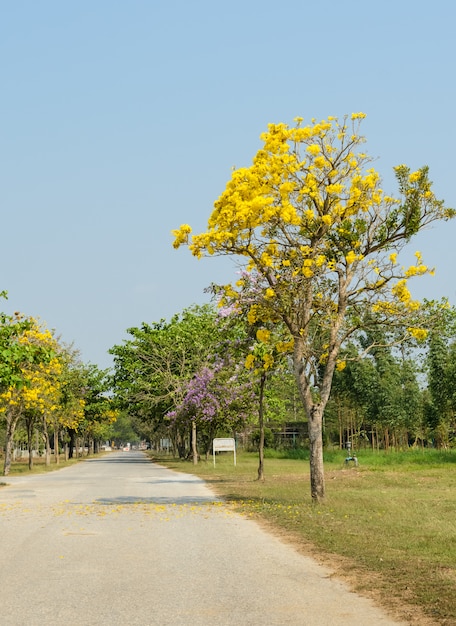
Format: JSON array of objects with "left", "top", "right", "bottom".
[
  {"left": 0, "top": 294, "right": 116, "bottom": 475},
  {"left": 109, "top": 300, "right": 456, "bottom": 473},
  {"left": 109, "top": 304, "right": 256, "bottom": 462}
]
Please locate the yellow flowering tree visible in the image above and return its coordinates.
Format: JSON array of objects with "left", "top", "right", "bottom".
[
  {"left": 23, "top": 353, "right": 62, "bottom": 469},
  {"left": 53, "top": 349, "right": 88, "bottom": 462},
  {"left": 173, "top": 113, "right": 454, "bottom": 502},
  {"left": 0, "top": 318, "right": 56, "bottom": 475}
]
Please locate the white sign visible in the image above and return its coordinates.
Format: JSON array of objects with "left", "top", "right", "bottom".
[{"left": 213, "top": 438, "right": 236, "bottom": 466}]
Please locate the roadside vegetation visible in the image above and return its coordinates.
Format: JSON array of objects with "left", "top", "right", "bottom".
[
  {"left": 157, "top": 449, "right": 456, "bottom": 625},
  {"left": 0, "top": 296, "right": 119, "bottom": 476},
  {"left": 0, "top": 453, "right": 95, "bottom": 477}
]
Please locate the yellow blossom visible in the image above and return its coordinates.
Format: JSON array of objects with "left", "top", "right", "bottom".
[
  {"left": 247, "top": 306, "right": 258, "bottom": 324},
  {"left": 345, "top": 250, "right": 357, "bottom": 264},
  {"left": 256, "top": 328, "right": 271, "bottom": 343},
  {"left": 306, "top": 144, "right": 321, "bottom": 156},
  {"left": 172, "top": 224, "right": 192, "bottom": 248},
  {"left": 314, "top": 156, "right": 326, "bottom": 169},
  {"left": 407, "top": 327, "right": 428, "bottom": 341},
  {"left": 276, "top": 339, "right": 294, "bottom": 353}
]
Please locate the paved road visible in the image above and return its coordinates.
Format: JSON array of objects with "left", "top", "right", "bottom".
[{"left": 0, "top": 451, "right": 404, "bottom": 625}]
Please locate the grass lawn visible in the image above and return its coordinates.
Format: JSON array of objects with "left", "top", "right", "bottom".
[{"left": 156, "top": 449, "right": 456, "bottom": 626}]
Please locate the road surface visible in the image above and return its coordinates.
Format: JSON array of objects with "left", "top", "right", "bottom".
[{"left": 0, "top": 451, "right": 405, "bottom": 625}]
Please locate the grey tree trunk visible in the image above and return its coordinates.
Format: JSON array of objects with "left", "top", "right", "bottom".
[
  {"left": 293, "top": 337, "right": 328, "bottom": 502},
  {"left": 54, "top": 428, "right": 59, "bottom": 464},
  {"left": 3, "top": 406, "right": 21, "bottom": 476},
  {"left": 192, "top": 421, "right": 198, "bottom": 465},
  {"left": 26, "top": 414, "right": 34, "bottom": 471},
  {"left": 42, "top": 417, "right": 51, "bottom": 467},
  {"left": 308, "top": 405, "right": 325, "bottom": 502}
]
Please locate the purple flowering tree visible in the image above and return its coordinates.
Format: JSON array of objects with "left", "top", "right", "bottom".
[{"left": 167, "top": 359, "right": 255, "bottom": 464}]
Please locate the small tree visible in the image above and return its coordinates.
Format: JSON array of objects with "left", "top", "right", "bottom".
[{"left": 173, "top": 113, "right": 454, "bottom": 501}]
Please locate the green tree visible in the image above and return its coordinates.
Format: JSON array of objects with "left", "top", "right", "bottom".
[
  {"left": 173, "top": 113, "right": 453, "bottom": 501},
  {"left": 78, "top": 364, "right": 116, "bottom": 455},
  {"left": 425, "top": 316, "right": 456, "bottom": 447},
  {"left": 110, "top": 305, "right": 221, "bottom": 457}
]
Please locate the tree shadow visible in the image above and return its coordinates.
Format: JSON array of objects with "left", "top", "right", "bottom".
[{"left": 94, "top": 495, "right": 221, "bottom": 505}]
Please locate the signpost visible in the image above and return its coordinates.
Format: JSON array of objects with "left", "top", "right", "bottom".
[{"left": 212, "top": 437, "right": 236, "bottom": 467}]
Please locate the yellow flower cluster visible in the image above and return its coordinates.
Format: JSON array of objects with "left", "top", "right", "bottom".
[
  {"left": 247, "top": 306, "right": 258, "bottom": 324},
  {"left": 172, "top": 224, "right": 192, "bottom": 249},
  {"left": 407, "top": 327, "right": 428, "bottom": 341},
  {"left": 276, "top": 339, "right": 294, "bottom": 353},
  {"left": 391, "top": 279, "right": 411, "bottom": 303},
  {"left": 345, "top": 250, "right": 364, "bottom": 265},
  {"left": 173, "top": 114, "right": 381, "bottom": 259},
  {"left": 404, "top": 251, "right": 432, "bottom": 278},
  {"left": 245, "top": 354, "right": 255, "bottom": 369},
  {"left": 256, "top": 328, "right": 271, "bottom": 343}
]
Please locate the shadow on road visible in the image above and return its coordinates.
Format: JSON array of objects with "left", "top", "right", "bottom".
[
  {"left": 94, "top": 495, "right": 220, "bottom": 505},
  {"left": 85, "top": 455, "right": 152, "bottom": 464}
]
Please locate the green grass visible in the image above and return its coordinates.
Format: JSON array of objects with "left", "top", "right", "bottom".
[
  {"left": 0, "top": 454, "right": 85, "bottom": 476},
  {"left": 155, "top": 449, "right": 456, "bottom": 625}
]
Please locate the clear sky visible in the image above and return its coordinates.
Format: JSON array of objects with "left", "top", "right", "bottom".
[{"left": 1, "top": 0, "right": 455, "bottom": 370}]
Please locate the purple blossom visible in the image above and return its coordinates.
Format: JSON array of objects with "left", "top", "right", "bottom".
[{"left": 168, "top": 360, "right": 255, "bottom": 430}]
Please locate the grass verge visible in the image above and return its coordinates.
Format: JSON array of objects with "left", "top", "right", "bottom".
[
  {"left": 0, "top": 454, "right": 87, "bottom": 477},
  {"left": 155, "top": 449, "right": 456, "bottom": 626}
]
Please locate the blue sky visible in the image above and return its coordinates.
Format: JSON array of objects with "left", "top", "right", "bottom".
[{"left": 1, "top": 0, "right": 455, "bottom": 370}]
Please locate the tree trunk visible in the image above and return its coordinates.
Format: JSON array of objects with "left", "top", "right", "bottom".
[
  {"left": 26, "top": 414, "right": 34, "bottom": 471},
  {"left": 42, "top": 417, "right": 51, "bottom": 467},
  {"left": 308, "top": 405, "right": 325, "bottom": 502},
  {"left": 3, "top": 406, "right": 21, "bottom": 476},
  {"left": 4, "top": 423, "right": 15, "bottom": 476},
  {"left": 54, "top": 427, "right": 59, "bottom": 464},
  {"left": 257, "top": 372, "right": 266, "bottom": 481},
  {"left": 68, "top": 430, "right": 75, "bottom": 459},
  {"left": 293, "top": 337, "right": 327, "bottom": 502},
  {"left": 192, "top": 421, "right": 198, "bottom": 465}
]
